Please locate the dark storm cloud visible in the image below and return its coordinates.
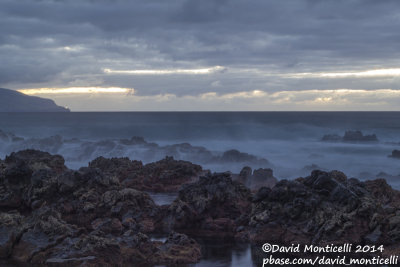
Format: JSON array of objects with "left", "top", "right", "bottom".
[{"left": 1, "top": 0, "right": 400, "bottom": 96}]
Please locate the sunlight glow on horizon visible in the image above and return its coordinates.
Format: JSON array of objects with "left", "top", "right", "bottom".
[
  {"left": 16, "top": 88, "right": 400, "bottom": 111},
  {"left": 288, "top": 68, "right": 400, "bottom": 78},
  {"left": 18, "top": 87, "right": 134, "bottom": 95},
  {"left": 103, "top": 66, "right": 225, "bottom": 75}
]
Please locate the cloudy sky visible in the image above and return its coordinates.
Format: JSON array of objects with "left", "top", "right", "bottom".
[{"left": 1, "top": 0, "right": 400, "bottom": 111}]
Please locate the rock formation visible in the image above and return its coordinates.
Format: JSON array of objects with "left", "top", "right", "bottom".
[
  {"left": 0, "top": 132, "right": 272, "bottom": 172},
  {"left": 0, "top": 150, "right": 201, "bottom": 266},
  {"left": 89, "top": 156, "right": 204, "bottom": 192},
  {"left": 163, "top": 172, "right": 253, "bottom": 236},
  {"left": 237, "top": 166, "right": 278, "bottom": 190},
  {"left": 1, "top": 149, "right": 400, "bottom": 265},
  {"left": 246, "top": 170, "right": 400, "bottom": 258}
]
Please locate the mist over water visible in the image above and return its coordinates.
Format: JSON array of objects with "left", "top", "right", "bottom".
[{"left": 0, "top": 112, "right": 399, "bottom": 188}]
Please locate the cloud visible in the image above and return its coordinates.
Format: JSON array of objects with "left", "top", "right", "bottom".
[
  {"left": 286, "top": 68, "right": 400, "bottom": 78},
  {"left": 103, "top": 66, "right": 225, "bottom": 75},
  {"left": 19, "top": 87, "right": 134, "bottom": 95},
  {"left": 1, "top": 0, "right": 400, "bottom": 110}
]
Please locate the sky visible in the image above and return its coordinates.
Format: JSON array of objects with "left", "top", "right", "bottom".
[{"left": 1, "top": 0, "right": 400, "bottom": 111}]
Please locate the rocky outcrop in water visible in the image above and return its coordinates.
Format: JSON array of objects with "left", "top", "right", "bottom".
[
  {"left": 389, "top": 149, "right": 400, "bottom": 159},
  {"left": 218, "top": 149, "right": 270, "bottom": 166},
  {"left": 322, "top": 130, "right": 378, "bottom": 142},
  {"left": 0, "top": 132, "right": 271, "bottom": 172},
  {"left": 0, "top": 150, "right": 201, "bottom": 266},
  {"left": 89, "top": 156, "right": 204, "bottom": 192}
]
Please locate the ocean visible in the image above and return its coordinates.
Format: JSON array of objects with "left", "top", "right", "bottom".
[
  {"left": 1, "top": 111, "right": 399, "bottom": 266},
  {"left": 0, "top": 112, "right": 399, "bottom": 188}
]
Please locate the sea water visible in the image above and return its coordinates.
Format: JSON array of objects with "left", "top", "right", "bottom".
[{"left": 1, "top": 112, "right": 399, "bottom": 266}]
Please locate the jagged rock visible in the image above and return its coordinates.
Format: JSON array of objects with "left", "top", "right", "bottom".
[
  {"left": 3, "top": 149, "right": 400, "bottom": 265},
  {"left": 0, "top": 150, "right": 202, "bottom": 265},
  {"left": 89, "top": 156, "right": 203, "bottom": 192},
  {"left": 248, "top": 170, "right": 400, "bottom": 248},
  {"left": 11, "top": 208, "right": 79, "bottom": 263},
  {"left": 164, "top": 172, "right": 252, "bottom": 236},
  {"left": 237, "top": 166, "right": 277, "bottom": 190},
  {"left": 252, "top": 168, "right": 278, "bottom": 190},
  {"left": 238, "top": 166, "right": 252, "bottom": 185},
  {"left": 89, "top": 156, "right": 143, "bottom": 180},
  {"left": 0, "top": 212, "right": 26, "bottom": 258},
  {"left": 5, "top": 149, "right": 66, "bottom": 175},
  {"left": 252, "top": 187, "right": 271, "bottom": 202}
]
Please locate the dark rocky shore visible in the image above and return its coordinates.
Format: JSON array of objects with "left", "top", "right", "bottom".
[{"left": 1, "top": 149, "right": 400, "bottom": 266}]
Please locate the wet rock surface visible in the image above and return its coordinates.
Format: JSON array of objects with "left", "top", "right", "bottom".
[
  {"left": 237, "top": 166, "right": 278, "bottom": 190},
  {"left": 1, "top": 149, "right": 400, "bottom": 265},
  {"left": 0, "top": 150, "right": 201, "bottom": 266},
  {"left": 163, "top": 172, "right": 253, "bottom": 236},
  {"left": 89, "top": 155, "right": 204, "bottom": 192},
  {"left": 247, "top": 170, "right": 400, "bottom": 256}
]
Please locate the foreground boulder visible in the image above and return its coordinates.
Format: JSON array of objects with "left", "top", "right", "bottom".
[
  {"left": 2, "top": 209, "right": 201, "bottom": 266},
  {"left": 0, "top": 150, "right": 201, "bottom": 266},
  {"left": 163, "top": 172, "right": 252, "bottom": 236},
  {"left": 246, "top": 170, "right": 400, "bottom": 256}
]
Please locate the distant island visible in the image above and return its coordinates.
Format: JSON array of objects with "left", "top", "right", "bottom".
[{"left": 0, "top": 88, "right": 69, "bottom": 112}]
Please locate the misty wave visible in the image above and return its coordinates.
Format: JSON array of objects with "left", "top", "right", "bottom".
[
  {"left": 0, "top": 129, "right": 272, "bottom": 173},
  {"left": 1, "top": 127, "right": 400, "bottom": 189}
]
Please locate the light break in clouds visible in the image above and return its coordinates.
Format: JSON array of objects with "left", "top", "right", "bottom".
[{"left": 2, "top": 0, "right": 400, "bottom": 111}]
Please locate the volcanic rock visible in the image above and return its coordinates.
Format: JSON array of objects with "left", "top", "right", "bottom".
[
  {"left": 237, "top": 166, "right": 277, "bottom": 190},
  {"left": 89, "top": 156, "right": 203, "bottom": 192},
  {"left": 0, "top": 150, "right": 202, "bottom": 266},
  {"left": 163, "top": 172, "right": 252, "bottom": 236},
  {"left": 247, "top": 170, "right": 400, "bottom": 250}
]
